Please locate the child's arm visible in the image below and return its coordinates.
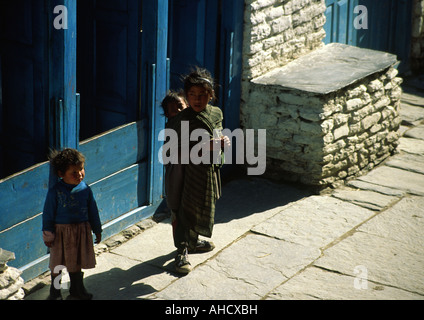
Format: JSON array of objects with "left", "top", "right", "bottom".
[
  {"left": 87, "top": 187, "right": 102, "bottom": 243},
  {"left": 42, "top": 188, "right": 57, "bottom": 247}
]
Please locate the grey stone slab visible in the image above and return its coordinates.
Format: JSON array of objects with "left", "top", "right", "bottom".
[
  {"left": 356, "top": 165, "right": 424, "bottom": 196},
  {"left": 346, "top": 179, "right": 406, "bottom": 197},
  {"left": 314, "top": 231, "right": 424, "bottom": 296},
  {"left": 358, "top": 196, "right": 424, "bottom": 251},
  {"left": 385, "top": 152, "right": 424, "bottom": 175},
  {"left": 251, "top": 196, "right": 374, "bottom": 249},
  {"left": 401, "top": 91, "right": 424, "bottom": 107},
  {"left": 404, "top": 124, "right": 424, "bottom": 140},
  {"left": 331, "top": 189, "right": 399, "bottom": 211},
  {"left": 267, "top": 266, "right": 424, "bottom": 300},
  {"left": 153, "top": 234, "right": 320, "bottom": 300},
  {"left": 398, "top": 137, "right": 424, "bottom": 155},
  {"left": 400, "top": 103, "right": 424, "bottom": 126},
  {"left": 253, "top": 43, "right": 397, "bottom": 94}
]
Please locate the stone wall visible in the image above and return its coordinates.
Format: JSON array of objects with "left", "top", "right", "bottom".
[
  {"left": 244, "top": 64, "right": 403, "bottom": 187},
  {"left": 412, "top": 0, "right": 424, "bottom": 72},
  {"left": 242, "top": 0, "right": 326, "bottom": 81}
]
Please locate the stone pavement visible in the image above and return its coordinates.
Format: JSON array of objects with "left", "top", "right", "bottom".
[{"left": 25, "top": 77, "right": 424, "bottom": 301}]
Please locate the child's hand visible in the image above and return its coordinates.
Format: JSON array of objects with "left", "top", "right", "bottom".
[
  {"left": 95, "top": 233, "right": 102, "bottom": 244},
  {"left": 42, "top": 231, "right": 55, "bottom": 248},
  {"left": 221, "top": 136, "right": 231, "bottom": 149},
  {"left": 44, "top": 241, "right": 54, "bottom": 248}
]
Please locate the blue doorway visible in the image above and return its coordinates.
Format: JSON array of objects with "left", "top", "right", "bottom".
[
  {"left": 167, "top": 0, "right": 244, "bottom": 131},
  {"left": 324, "top": 0, "right": 413, "bottom": 72}
]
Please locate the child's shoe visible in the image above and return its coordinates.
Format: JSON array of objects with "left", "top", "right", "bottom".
[
  {"left": 189, "top": 239, "right": 215, "bottom": 253},
  {"left": 175, "top": 247, "right": 192, "bottom": 274}
]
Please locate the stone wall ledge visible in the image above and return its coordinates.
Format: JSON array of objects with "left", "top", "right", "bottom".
[
  {"left": 252, "top": 43, "right": 398, "bottom": 95},
  {"left": 242, "top": 43, "right": 403, "bottom": 188}
]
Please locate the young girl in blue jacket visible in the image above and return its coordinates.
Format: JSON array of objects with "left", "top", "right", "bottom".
[{"left": 42, "top": 148, "right": 102, "bottom": 300}]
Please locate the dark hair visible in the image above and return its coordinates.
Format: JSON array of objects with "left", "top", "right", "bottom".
[
  {"left": 49, "top": 148, "right": 85, "bottom": 176},
  {"left": 160, "top": 90, "right": 187, "bottom": 116},
  {"left": 183, "top": 66, "right": 216, "bottom": 101}
]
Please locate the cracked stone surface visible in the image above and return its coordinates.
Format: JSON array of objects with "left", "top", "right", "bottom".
[
  {"left": 266, "top": 266, "right": 423, "bottom": 300},
  {"left": 314, "top": 231, "right": 424, "bottom": 296},
  {"left": 153, "top": 234, "right": 320, "bottom": 300},
  {"left": 251, "top": 195, "right": 375, "bottom": 249},
  {"left": 356, "top": 166, "right": 424, "bottom": 196},
  {"left": 331, "top": 189, "right": 399, "bottom": 211}
]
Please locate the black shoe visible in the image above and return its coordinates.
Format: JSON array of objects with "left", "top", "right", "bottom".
[{"left": 68, "top": 272, "right": 93, "bottom": 300}]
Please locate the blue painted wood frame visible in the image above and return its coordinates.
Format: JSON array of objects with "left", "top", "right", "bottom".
[
  {"left": 141, "top": 0, "right": 168, "bottom": 205},
  {"left": 218, "top": 0, "right": 244, "bottom": 132},
  {"left": 49, "top": 0, "right": 78, "bottom": 150}
]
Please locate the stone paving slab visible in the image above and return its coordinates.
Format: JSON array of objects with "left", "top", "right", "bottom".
[
  {"left": 385, "top": 152, "right": 424, "bottom": 175},
  {"left": 399, "top": 102, "right": 424, "bottom": 126},
  {"left": 347, "top": 179, "right": 406, "bottom": 197},
  {"left": 356, "top": 165, "right": 424, "bottom": 196},
  {"left": 401, "top": 91, "right": 424, "bottom": 106},
  {"left": 357, "top": 196, "right": 424, "bottom": 251},
  {"left": 314, "top": 231, "right": 424, "bottom": 296},
  {"left": 398, "top": 137, "right": 424, "bottom": 155},
  {"left": 152, "top": 233, "right": 320, "bottom": 300},
  {"left": 331, "top": 189, "right": 399, "bottom": 211},
  {"left": 404, "top": 124, "right": 424, "bottom": 140},
  {"left": 251, "top": 196, "right": 375, "bottom": 249},
  {"left": 266, "top": 266, "right": 423, "bottom": 300}
]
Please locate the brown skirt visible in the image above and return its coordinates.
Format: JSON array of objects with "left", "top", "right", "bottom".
[{"left": 49, "top": 221, "right": 96, "bottom": 273}]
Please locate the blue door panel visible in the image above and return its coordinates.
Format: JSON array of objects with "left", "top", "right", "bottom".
[
  {"left": 168, "top": 0, "right": 218, "bottom": 90},
  {"left": 77, "top": 0, "right": 140, "bottom": 140},
  {"left": 324, "top": 0, "right": 358, "bottom": 45},
  {"left": 324, "top": 0, "right": 412, "bottom": 71},
  {"left": 0, "top": 0, "right": 48, "bottom": 178}
]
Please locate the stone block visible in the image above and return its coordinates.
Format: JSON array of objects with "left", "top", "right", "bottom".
[{"left": 242, "top": 43, "right": 400, "bottom": 187}]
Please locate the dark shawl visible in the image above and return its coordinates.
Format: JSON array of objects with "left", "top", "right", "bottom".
[{"left": 167, "top": 105, "right": 224, "bottom": 237}]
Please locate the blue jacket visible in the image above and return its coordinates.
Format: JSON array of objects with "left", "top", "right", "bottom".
[{"left": 42, "top": 180, "right": 102, "bottom": 234}]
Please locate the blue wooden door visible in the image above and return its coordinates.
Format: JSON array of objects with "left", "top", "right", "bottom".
[
  {"left": 168, "top": 0, "right": 218, "bottom": 91},
  {"left": 324, "top": 0, "right": 413, "bottom": 71},
  {"left": 77, "top": 0, "right": 141, "bottom": 141},
  {"left": 324, "top": 0, "right": 358, "bottom": 45},
  {"left": 0, "top": 0, "right": 49, "bottom": 178},
  {"left": 356, "top": 0, "right": 412, "bottom": 71},
  {"left": 168, "top": 0, "right": 243, "bottom": 132}
]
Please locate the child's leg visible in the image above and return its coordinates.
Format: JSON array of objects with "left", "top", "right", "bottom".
[
  {"left": 47, "top": 271, "right": 63, "bottom": 300},
  {"left": 68, "top": 269, "right": 93, "bottom": 300},
  {"left": 172, "top": 210, "right": 190, "bottom": 253}
]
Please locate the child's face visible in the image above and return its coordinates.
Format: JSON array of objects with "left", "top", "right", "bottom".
[
  {"left": 59, "top": 163, "right": 85, "bottom": 185},
  {"left": 166, "top": 97, "right": 187, "bottom": 118},
  {"left": 186, "top": 86, "right": 212, "bottom": 113}
]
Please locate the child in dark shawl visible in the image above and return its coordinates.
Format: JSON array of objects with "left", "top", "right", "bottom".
[{"left": 166, "top": 67, "right": 230, "bottom": 273}]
